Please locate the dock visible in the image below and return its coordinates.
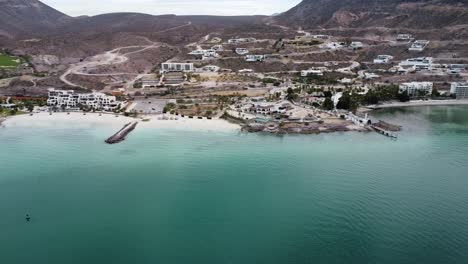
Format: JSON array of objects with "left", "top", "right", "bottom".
[
  {"left": 105, "top": 121, "right": 138, "bottom": 144},
  {"left": 371, "top": 120, "right": 401, "bottom": 138}
]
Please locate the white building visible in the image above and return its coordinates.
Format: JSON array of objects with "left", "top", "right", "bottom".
[
  {"left": 188, "top": 49, "right": 219, "bottom": 60},
  {"left": 238, "top": 69, "right": 254, "bottom": 74},
  {"left": 301, "top": 68, "right": 324, "bottom": 77},
  {"left": 295, "top": 34, "right": 329, "bottom": 42},
  {"left": 47, "top": 88, "right": 120, "bottom": 111},
  {"left": 250, "top": 102, "right": 290, "bottom": 115},
  {"left": 201, "top": 65, "right": 220, "bottom": 72},
  {"left": 450, "top": 82, "right": 468, "bottom": 99},
  {"left": 245, "top": 55, "right": 265, "bottom": 62},
  {"left": 409, "top": 40, "right": 430, "bottom": 52},
  {"left": 350, "top": 42, "right": 364, "bottom": 49},
  {"left": 374, "top": 55, "right": 394, "bottom": 64},
  {"left": 161, "top": 62, "right": 194, "bottom": 73},
  {"left": 235, "top": 48, "right": 249, "bottom": 55},
  {"left": 322, "top": 42, "right": 345, "bottom": 50},
  {"left": 399, "top": 82, "right": 433, "bottom": 96},
  {"left": 348, "top": 112, "right": 371, "bottom": 126},
  {"left": 447, "top": 64, "right": 467, "bottom": 74},
  {"left": 397, "top": 34, "right": 413, "bottom": 41},
  {"left": 211, "top": 45, "right": 224, "bottom": 51}
]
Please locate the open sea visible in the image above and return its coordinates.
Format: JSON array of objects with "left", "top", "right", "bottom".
[{"left": 1, "top": 106, "right": 468, "bottom": 264}]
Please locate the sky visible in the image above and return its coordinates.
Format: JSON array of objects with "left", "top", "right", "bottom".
[{"left": 41, "top": 0, "right": 302, "bottom": 17}]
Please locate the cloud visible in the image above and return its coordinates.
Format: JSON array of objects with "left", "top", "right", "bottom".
[{"left": 42, "top": 0, "right": 301, "bottom": 16}]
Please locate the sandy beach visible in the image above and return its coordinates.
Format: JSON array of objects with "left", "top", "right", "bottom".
[
  {"left": 1, "top": 112, "right": 240, "bottom": 132},
  {"left": 368, "top": 99, "right": 468, "bottom": 109}
]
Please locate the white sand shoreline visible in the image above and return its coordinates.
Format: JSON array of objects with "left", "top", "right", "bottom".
[
  {"left": 368, "top": 99, "right": 468, "bottom": 109},
  {"left": 1, "top": 112, "right": 241, "bottom": 132}
]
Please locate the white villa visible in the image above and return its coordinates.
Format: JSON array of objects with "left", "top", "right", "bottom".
[
  {"left": 409, "top": 40, "right": 430, "bottom": 52},
  {"left": 228, "top": 38, "right": 256, "bottom": 44},
  {"left": 235, "top": 48, "right": 249, "bottom": 55},
  {"left": 374, "top": 55, "right": 394, "bottom": 64},
  {"left": 188, "top": 49, "right": 219, "bottom": 60},
  {"left": 450, "top": 82, "right": 468, "bottom": 99},
  {"left": 301, "top": 68, "right": 325, "bottom": 77},
  {"left": 321, "top": 42, "right": 345, "bottom": 50},
  {"left": 245, "top": 55, "right": 265, "bottom": 62},
  {"left": 448, "top": 64, "right": 467, "bottom": 74},
  {"left": 399, "top": 82, "right": 433, "bottom": 96},
  {"left": 47, "top": 88, "right": 121, "bottom": 111},
  {"left": 211, "top": 45, "right": 224, "bottom": 51},
  {"left": 399, "top": 57, "right": 433, "bottom": 71},
  {"left": 350, "top": 42, "right": 364, "bottom": 49},
  {"left": 397, "top": 34, "right": 413, "bottom": 41},
  {"left": 295, "top": 34, "right": 329, "bottom": 42},
  {"left": 160, "top": 62, "right": 194, "bottom": 73}
]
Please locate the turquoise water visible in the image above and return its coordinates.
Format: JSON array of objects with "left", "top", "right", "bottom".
[{"left": 1, "top": 106, "right": 468, "bottom": 264}]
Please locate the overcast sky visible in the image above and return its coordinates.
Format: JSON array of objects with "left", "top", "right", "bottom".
[{"left": 41, "top": 0, "right": 301, "bottom": 17}]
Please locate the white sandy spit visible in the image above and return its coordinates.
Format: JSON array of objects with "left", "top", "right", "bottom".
[{"left": 2, "top": 112, "right": 240, "bottom": 132}]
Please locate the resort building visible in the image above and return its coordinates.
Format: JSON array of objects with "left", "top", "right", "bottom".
[
  {"left": 409, "top": 40, "right": 430, "bottom": 52},
  {"left": 47, "top": 88, "right": 121, "bottom": 111},
  {"left": 374, "top": 55, "right": 394, "bottom": 64},
  {"left": 141, "top": 75, "right": 160, "bottom": 88},
  {"left": 250, "top": 102, "right": 290, "bottom": 115},
  {"left": 0, "top": 97, "right": 16, "bottom": 109},
  {"left": 161, "top": 72, "right": 185, "bottom": 86},
  {"left": 399, "top": 82, "right": 433, "bottom": 97},
  {"left": 348, "top": 112, "right": 371, "bottom": 126},
  {"left": 160, "top": 62, "right": 194, "bottom": 73},
  {"left": 450, "top": 82, "right": 468, "bottom": 99}
]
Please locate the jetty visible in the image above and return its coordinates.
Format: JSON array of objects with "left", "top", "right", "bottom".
[
  {"left": 105, "top": 121, "right": 138, "bottom": 144},
  {"left": 371, "top": 120, "right": 401, "bottom": 138}
]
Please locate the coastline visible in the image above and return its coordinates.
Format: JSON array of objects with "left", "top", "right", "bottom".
[
  {"left": 367, "top": 99, "right": 468, "bottom": 110},
  {"left": 1, "top": 112, "right": 240, "bottom": 132}
]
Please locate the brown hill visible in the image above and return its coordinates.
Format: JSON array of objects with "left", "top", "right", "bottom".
[
  {"left": 276, "top": 0, "right": 468, "bottom": 29},
  {"left": 0, "top": 0, "right": 70, "bottom": 38}
]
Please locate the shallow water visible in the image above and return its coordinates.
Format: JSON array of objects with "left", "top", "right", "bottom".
[{"left": 1, "top": 106, "right": 468, "bottom": 264}]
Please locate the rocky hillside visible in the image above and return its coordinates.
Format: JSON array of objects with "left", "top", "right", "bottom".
[
  {"left": 276, "top": 0, "right": 468, "bottom": 29},
  {"left": 0, "top": 0, "right": 70, "bottom": 38}
]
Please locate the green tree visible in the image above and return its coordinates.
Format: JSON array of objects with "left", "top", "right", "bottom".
[
  {"left": 286, "top": 88, "right": 298, "bottom": 101},
  {"left": 322, "top": 97, "right": 334, "bottom": 110},
  {"left": 397, "top": 91, "right": 410, "bottom": 102}
]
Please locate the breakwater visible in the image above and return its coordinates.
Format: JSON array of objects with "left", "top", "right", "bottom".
[{"left": 105, "top": 121, "right": 138, "bottom": 144}]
